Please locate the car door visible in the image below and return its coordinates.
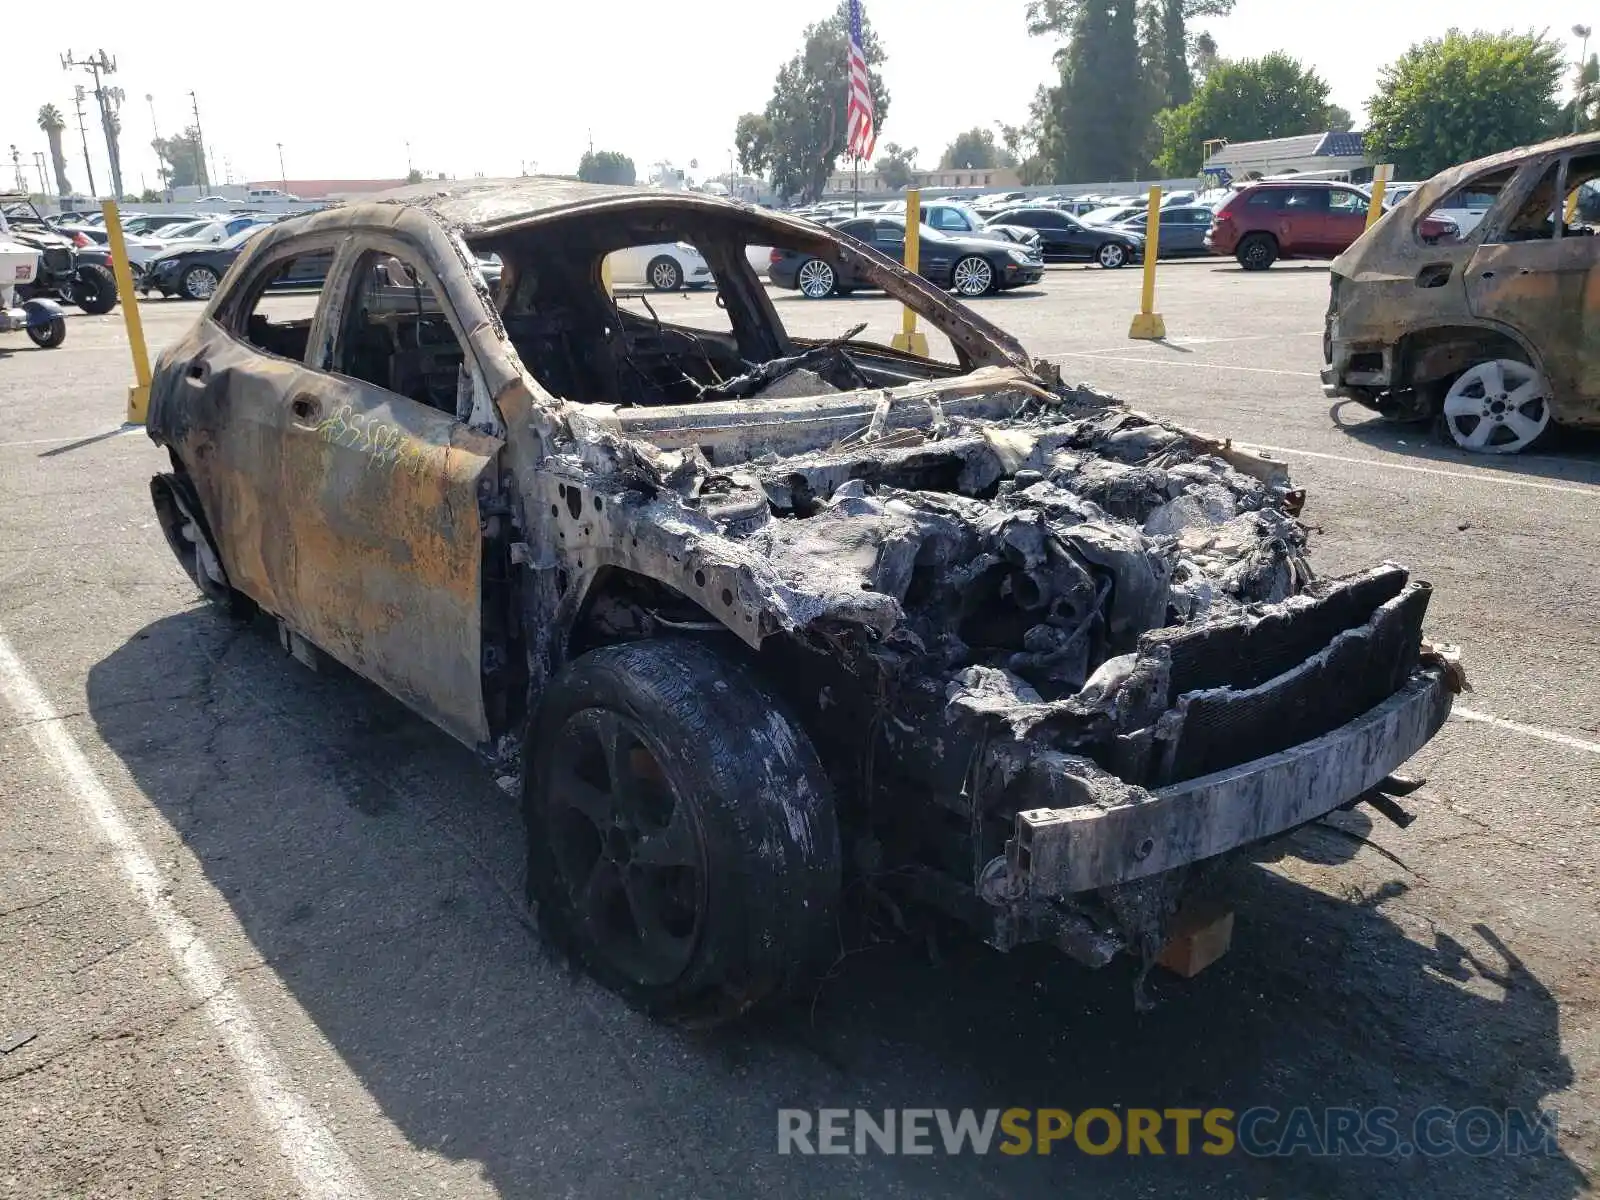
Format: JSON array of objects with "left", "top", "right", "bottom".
[
  {"left": 870, "top": 220, "right": 907, "bottom": 273},
  {"left": 1279, "top": 188, "right": 1330, "bottom": 254},
  {"left": 832, "top": 218, "right": 880, "bottom": 286},
  {"left": 267, "top": 235, "right": 503, "bottom": 747},
  {"left": 1324, "top": 188, "right": 1370, "bottom": 254},
  {"left": 1465, "top": 152, "right": 1600, "bottom": 412}
]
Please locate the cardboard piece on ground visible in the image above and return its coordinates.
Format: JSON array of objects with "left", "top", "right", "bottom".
[{"left": 1157, "top": 900, "right": 1234, "bottom": 978}]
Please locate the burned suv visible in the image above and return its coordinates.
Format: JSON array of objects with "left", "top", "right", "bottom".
[
  {"left": 1324, "top": 132, "right": 1600, "bottom": 454},
  {"left": 145, "top": 181, "right": 1458, "bottom": 1018}
]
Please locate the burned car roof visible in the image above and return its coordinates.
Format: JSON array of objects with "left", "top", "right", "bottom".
[{"left": 370, "top": 177, "right": 814, "bottom": 241}]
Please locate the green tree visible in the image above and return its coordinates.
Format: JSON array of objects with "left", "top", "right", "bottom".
[
  {"left": 744, "top": 0, "right": 890, "bottom": 202},
  {"left": 577, "top": 150, "right": 636, "bottom": 185},
  {"left": 938, "top": 128, "right": 1015, "bottom": 170},
  {"left": 1325, "top": 104, "right": 1354, "bottom": 132},
  {"left": 405, "top": 167, "right": 424, "bottom": 184},
  {"left": 873, "top": 142, "right": 917, "bottom": 189},
  {"left": 734, "top": 113, "right": 773, "bottom": 177},
  {"left": 152, "top": 126, "right": 206, "bottom": 189},
  {"left": 1367, "top": 30, "right": 1564, "bottom": 178},
  {"left": 37, "top": 104, "right": 71, "bottom": 196},
  {"left": 1153, "top": 53, "right": 1335, "bottom": 177}
]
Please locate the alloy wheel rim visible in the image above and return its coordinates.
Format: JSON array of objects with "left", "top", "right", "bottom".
[
  {"left": 798, "top": 260, "right": 834, "bottom": 297},
  {"left": 189, "top": 269, "right": 218, "bottom": 298},
  {"left": 651, "top": 261, "right": 678, "bottom": 289},
  {"left": 1442, "top": 359, "right": 1551, "bottom": 454},
  {"left": 954, "top": 257, "right": 992, "bottom": 295},
  {"left": 1100, "top": 244, "right": 1124, "bottom": 267},
  {"left": 546, "top": 708, "right": 706, "bottom": 986}
]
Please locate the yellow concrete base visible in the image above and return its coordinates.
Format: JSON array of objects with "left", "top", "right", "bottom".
[
  {"left": 1128, "top": 311, "right": 1167, "bottom": 340},
  {"left": 890, "top": 329, "right": 930, "bottom": 356},
  {"left": 126, "top": 383, "right": 149, "bottom": 425}
]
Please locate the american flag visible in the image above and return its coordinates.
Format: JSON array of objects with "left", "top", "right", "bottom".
[{"left": 846, "top": 0, "right": 876, "bottom": 161}]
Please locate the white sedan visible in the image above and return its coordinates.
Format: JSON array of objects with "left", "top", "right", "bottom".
[{"left": 604, "top": 241, "right": 714, "bottom": 291}]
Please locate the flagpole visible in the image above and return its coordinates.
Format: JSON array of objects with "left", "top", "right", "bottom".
[{"left": 854, "top": 155, "right": 860, "bottom": 215}]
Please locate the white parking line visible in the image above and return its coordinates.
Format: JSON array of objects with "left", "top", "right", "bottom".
[
  {"left": 0, "top": 428, "right": 139, "bottom": 450},
  {"left": 0, "top": 631, "right": 373, "bottom": 1200},
  {"left": 1047, "top": 350, "right": 1322, "bottom": 378},
  {"left": 1454, "top": 707, "right": 1600, "bottom": 755},
  {"left": 1076, "top": 331, "right": 1324, "bottom": 353},
  {"left": 1244, "top": 444, "right": 1600, "bottom": 499}
]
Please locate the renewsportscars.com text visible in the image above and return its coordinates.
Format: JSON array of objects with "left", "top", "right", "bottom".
[{"left": 777, "top": 1106, "right": 1560, "bottom": 1158}]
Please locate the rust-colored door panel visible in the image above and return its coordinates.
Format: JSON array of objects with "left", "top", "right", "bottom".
[
  {"left": 170, "top": 324, "right": 325, "bottom": 622},
  {"left": 278, "top": 377, "right": 503, "bottom": 748},
  {"left": 1465, "top": 237, "right": 1600, "bottom": 411}
]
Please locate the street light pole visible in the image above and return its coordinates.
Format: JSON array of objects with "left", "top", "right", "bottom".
[
  {"left": 1575, "top": 24, "right": 1593, "bottom": 134},
  {"left": 146, "top": 92, "right": 168, "bottom": 198},
  {"left": 277, "top": 142, "right": 287, "bottom": 193}
]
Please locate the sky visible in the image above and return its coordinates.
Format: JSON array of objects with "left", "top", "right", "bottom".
[{"left": 3, "top": 0, "right": 1594, "bottom": 195}]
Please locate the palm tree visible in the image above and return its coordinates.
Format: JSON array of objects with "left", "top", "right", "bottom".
[{"left": 37, "top": 104, "right": 71, "bottom": 196}]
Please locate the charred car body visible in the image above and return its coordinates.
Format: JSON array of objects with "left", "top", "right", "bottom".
[
  {"left": 1324, "top": 132, "right": 1600, "bottom": 454},
  {"left": 145, "top": 181, "right": 1458, "bottom": 1018}
]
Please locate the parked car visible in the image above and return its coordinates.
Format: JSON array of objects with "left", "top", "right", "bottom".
[
  {"left": 152, "top": 214, "right": 275, "bottom": 254},
  {"left": 143, "top": 180, "right": 1456, "bottom": 1020},
  {"left": 1208, "top": 180, "right": 1456, "bottom": 270},
  {"left": 989, "top": 206, "right": 1144, "bottom": 267},
  {"left": 770, "top": 215, "right": 1043, "bottom": 296},
  {"left": 603, "top": 242, "right": 714, "bottom": 291},
  {"left": 1323, "top": 131, "right": 1600, "bottom": 454},
  {"left": 247, "top": 187, "right": 300, "bottom": 202},
  {"left": 122, "top": 214, "right": 203, "bottom": 237},
  {"left": 1081, "top": 205, "right": 1144, "bottom": 227},
  {"left": 1113, "top": 205, "right": 1215, "bottom": 256},
  {"left": 144, "top": 225, "right": 289, "bottom": 299}
]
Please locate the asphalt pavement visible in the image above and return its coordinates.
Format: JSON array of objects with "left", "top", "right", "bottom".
[{"left": 1, "top": 260, "right": 1596, "bottom": 1199}]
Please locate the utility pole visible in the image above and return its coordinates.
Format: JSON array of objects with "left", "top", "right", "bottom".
[
  {"left": 9, "top": 146, "right": 25, "bottom": 192},
  {"left": 33, "top": 152, "right": 49, "bottom": 197},
  {"left": 277, "top": 142, "right": 287, "bottom": 193},
  {"left": 1575, "top": 25, "right": 1593, "bottom": 134},
  {"left": 188, "top": 90, "right": 209, "bottom": 191},
  {"left": 71, "top": 85, "right": 97, "bottom": 197},
  {"left": 146, "top": 92, "right": 169, "bottom": 198},
  {"left": 62, "top": 49, "right": 124, "bottom": 199}
]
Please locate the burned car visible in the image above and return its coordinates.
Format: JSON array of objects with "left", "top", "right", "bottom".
[
  {"left": 146, "top": 181, "right": 1459, "bottom": 1018},
  {"left": 1324, "top": 132, "right": 1600, "bottom": 454}
]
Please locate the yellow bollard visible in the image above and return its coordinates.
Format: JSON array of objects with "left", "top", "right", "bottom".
[
  {"left": 1365, "top": 164, "right": 1393, "bottom": 232},
  {"left": 891, "top": 188, "right": 929, "bottom": 356},
  {"left": 101, "top": 200, "right": 153, "bottom": 423},
  {"left": 1128, "top": 186, "right": 1166, "bottom": 340}
]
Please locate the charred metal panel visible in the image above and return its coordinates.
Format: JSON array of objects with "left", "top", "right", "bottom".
[
  {"left": 1013, "top": 668, "right": 1453, "bottom": 895},
  {"left": 276, "top": 380, "right": 501, "bottom": 747}
]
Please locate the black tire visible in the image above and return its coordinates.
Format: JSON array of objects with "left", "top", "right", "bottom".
[
  {"left": 1095, "top": 242, "right": 1129, "bottom": 269},
  {"left": 179, "top": 264, "right": 221, "bottom": 301},
  {"left": 71, "top": 263, "right": 118, "bottom": 314},
  {"left": 26, "top": 318, "right": 66, "bottom": 349},
  {"left": 1236, "top": 233, "right": 1278, "bottom": 271},
  {"left": 646, "top": 255, "right": 683, "bottom": 292},
  {"left": 149, "top": 472, "right": 256, "bottom": 619},
  {"left": 526, "top": 639, "right": 841, "bottom": 1022}
]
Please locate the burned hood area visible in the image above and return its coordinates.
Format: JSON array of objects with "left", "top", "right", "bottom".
[{"left": 555, "top": 368, "right": 1437, "bottom": 924}]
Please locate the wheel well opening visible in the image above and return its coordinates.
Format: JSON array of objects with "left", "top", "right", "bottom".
[{"left": 1399, "top": 326, "right": 1531, "bottom": 388}]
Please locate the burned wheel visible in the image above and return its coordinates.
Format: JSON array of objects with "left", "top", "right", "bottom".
[
  {"left": 1441, "top": 358, "right": 1551, "bottom": 454},
  {"left": 526, "top": 639, "right": 840, "bottom": 1021}
]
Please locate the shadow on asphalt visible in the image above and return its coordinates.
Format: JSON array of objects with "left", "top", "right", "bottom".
[
  {"left": 1329, "top": 400, "right": 1600, "bottom": 488},
  {"left": 88, "top": 609, "right": 1588, "bottom": 1199}
]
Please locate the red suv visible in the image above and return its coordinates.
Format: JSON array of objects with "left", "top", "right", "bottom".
[{"left": 1206, "top": 180, "right": 1448, "bottom": 270}]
